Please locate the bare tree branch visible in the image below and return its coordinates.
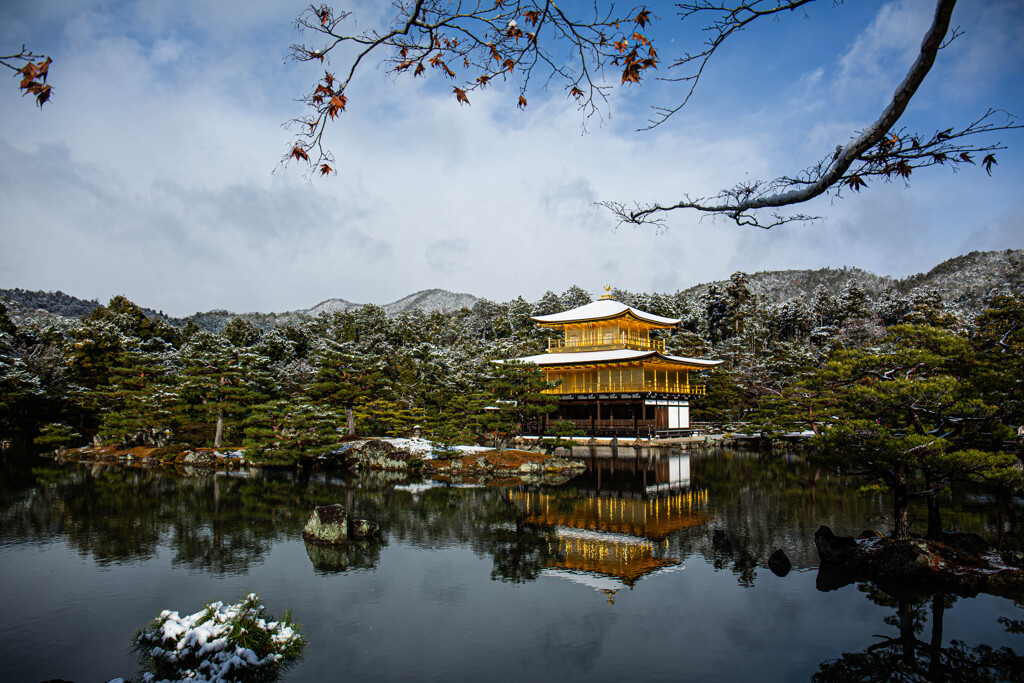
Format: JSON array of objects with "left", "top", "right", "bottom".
[
  {"left": 607, "top": 0, "right": 1020, "bottom": 228},
  {"left": 281, "top": 0, "right": 1021, "bottom": 229},
  {"left": 282, "top": 1, "right": 657, "bottom": 176},
  {"left": 641, "top": 0, "right": 817, "bottom": 131}
]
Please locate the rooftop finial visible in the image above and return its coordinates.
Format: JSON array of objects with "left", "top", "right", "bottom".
[{"left": 599, "top": 284, "right": 614, "bottom": 300}]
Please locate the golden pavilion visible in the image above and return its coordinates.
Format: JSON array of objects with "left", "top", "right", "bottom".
[
  {"left": 509, "top": 289, "right": 722, "bottom": 436},
  {"left": 511, "top": 481, "right": 710, "bottom": 588}
]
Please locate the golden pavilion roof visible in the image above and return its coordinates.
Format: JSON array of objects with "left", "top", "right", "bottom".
[
  {"left": 531, "top": 299, "right": 680, "bottom": 328},
  {"left": 510, "top": 348, "right": 722, "bottom": 368}
]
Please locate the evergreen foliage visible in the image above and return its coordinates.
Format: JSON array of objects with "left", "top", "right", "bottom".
[{"left": 1, "top": 263, "right": 1021, "bottom": 546}]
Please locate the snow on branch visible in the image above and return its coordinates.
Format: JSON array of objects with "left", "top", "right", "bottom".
[{"left": 605, "top": 0, "right": 1022, "bottom": 229}]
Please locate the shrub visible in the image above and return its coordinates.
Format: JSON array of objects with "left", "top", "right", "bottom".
[{"left": 132, "top": 593, "right": 305, "bottom": 682}]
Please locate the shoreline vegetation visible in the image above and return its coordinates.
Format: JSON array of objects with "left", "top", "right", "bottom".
[
  {"left": 44, "top": 437, "right": 592, "bottom": 484},
  {"left": 41, "top": 438, "right": 1024, "bottom": 601}
]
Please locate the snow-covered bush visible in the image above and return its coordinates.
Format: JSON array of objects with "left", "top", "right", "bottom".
[{"left": 132, "top": 593, "right": 305, "bottom": 682}]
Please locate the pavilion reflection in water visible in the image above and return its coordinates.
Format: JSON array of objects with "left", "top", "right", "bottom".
[{"left": 512, "top": 450, "right": 709, "bottom": 594}]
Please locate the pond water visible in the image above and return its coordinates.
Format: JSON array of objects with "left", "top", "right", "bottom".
[{"left": 1, "top": 445, "right": 1022, "bottom": 682}]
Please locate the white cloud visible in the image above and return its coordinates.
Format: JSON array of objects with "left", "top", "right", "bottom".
[
  {"left": 833, "top": 0, "right": 934, "bottom": 106},
  {"left": 1, "top": 0, "right": 1022, "bottom": 316}
]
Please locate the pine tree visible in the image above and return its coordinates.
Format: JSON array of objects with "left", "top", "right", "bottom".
[
  {"left": 178, "top": 333, "right": 272, "bottom": 448},
  {"left": 96, "top": 341, "right": 178, "bottom": 447},
  {"left": 808, "top": 324, "right": 1021, "bottom": 539},
  {"left": 244, "top": 398, "right": 345, "bottom": 465},
  {"left": 306, "top": 341, "right": 385, "bottom": 436},
  {"left": 480, "top": 361, "right": 558, "bottom": 451}
]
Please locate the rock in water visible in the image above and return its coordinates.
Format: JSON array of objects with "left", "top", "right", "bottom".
[
  {"left": 303, "top": 504, "right": 349, "bottom": 544},
  {"left": 518, "top": 461, "right": 544, "bottom": 474},
  {"left": 768, "top": 549, "right": 792, "bottom": 577},
  {"left": 814, "top": 526, "right": 858, "bottom": 563},
  {"left": 350, "top": 519, "right": 380, "bottom": 540}
]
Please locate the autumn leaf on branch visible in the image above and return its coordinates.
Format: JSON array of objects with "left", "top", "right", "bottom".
[
  {"left": 982, "top": 153, "right": 997, "bottom": 176},
  {"left": 327, "top": 94, "right": 347, "bottom": 120},
  {"left": 284, "top": 2, "right": 660, "bottom": 177},
  {"left": 4, "top": 50, "right": 53, "bottom": 108},
  {"left": 843, "top": 175, "right": 867, "bottom": 192}
]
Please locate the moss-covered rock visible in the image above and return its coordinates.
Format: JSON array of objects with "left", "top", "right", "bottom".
[{"left": 303, "top": 504, "right": 349, "bottom": 544}]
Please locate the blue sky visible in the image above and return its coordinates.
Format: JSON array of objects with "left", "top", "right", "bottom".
[{"left": 1, "top": 0, "right": 1022, "bottom": 316}]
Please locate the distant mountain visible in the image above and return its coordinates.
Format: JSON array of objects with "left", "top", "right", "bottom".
[
  {"left": 897, "top": 249, "right": 1023, "bottom": 316},
  {"left": 683, "top": 267, "right": 894, "bottom": 303},
  {"left": 304, "top": 297, "right": 362, "bottom": 316},
  {"left": 189, "top": 289, "right": 478, "bottom": 332},
  {"left": 0, "top": 288, "right": 179, "bottom": 327},
  {"left": 3, "top": 251, "right": 1019, "bottom": 330},
  {"left": 382, "top": 289, "right": 479, "bottom": 315},
  {"left": 675, "top": 250, "right": 1022, "bottom": 318}
]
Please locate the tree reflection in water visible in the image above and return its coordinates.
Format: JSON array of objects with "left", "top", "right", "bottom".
[
  {"left": 0, "top": 458, "right": 351, "bottom": 573},
  {"left": 814, "top": 582, "right": 1024, "bottom": 681}
]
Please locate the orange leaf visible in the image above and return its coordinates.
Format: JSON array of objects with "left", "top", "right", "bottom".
[
  {"left": 414, "top": 62, "right": 426, "bottom": 77},
  {"left": 569, "top": 86, "right": 584, "bottom": 99},
  {"left": 635, "top": 9, "right": 651, "bottom": 28},
  {"left": 327, "top": 94, "right": 347, "bottom": 120},
  {"left": 320, "top": 163, "right": 333, "bottom": 176},
  {"left": 517, "top": 95, "right": 527, "bottom": 109},
  {"left": 453, "top": 87, "right": 470, "bottom": 105},
  {"left": 34, "top": 84, "right": 51, "bottom": 107},
  {"left": 290, "top": 146, "right": 310, "bottom": 163},
  {"left": 502, "top": 58, "right": 515, "bottom": 72},
  {"left": 35, "top": 58, "right": 51, "bottom": 82}
]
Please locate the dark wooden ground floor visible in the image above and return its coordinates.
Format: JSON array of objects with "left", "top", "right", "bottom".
[{"left": 538, "top": 394, "right": 694, "bottom": 437}]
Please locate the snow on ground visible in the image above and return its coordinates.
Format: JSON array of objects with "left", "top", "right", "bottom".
[
  {"left": 377, "top": 437, "right": 436, "bottom": 456},
  {"left": 454, "top": 444, "right": 491, "bottom": 454},
  {"left": 356, "top": 437, "right": 493, "bottom": 460}
]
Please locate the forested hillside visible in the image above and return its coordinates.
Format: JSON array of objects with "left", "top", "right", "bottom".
[{"left": 1, "top": 250, "right": 1021, "bottom": 468}]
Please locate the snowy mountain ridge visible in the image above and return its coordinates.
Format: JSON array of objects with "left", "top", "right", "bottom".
[
  {"left": 2, "top": 250, "right": 1020, "bottom": 329},
  {"left": 382, "top": 289, "right": 479, "bottom": 315},
  {"left": 304, "top": 297, "right": 362, "bottom": 316}
]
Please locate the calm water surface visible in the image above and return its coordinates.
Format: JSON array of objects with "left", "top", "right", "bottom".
[{"left": 1, "top": 446, "right": 1022, "bottom": 682}]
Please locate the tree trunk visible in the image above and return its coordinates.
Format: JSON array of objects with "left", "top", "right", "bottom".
[
  {"left": 898, "top": 601, "right": 916, "bottom": 667},
  {"left": 893, "top": 482, "right": 910, "bottom": 540},
  {"left": 926, "top": 489, "right": 943, "bottom": 540},
  {"left": 928, "top": 594, "right": 945, "bottom": 680},
  {"left": 214, "top": 406, "right": 224, "bottom": 448},
  {"left": 345, "top": 407, "right": 356, "bottom": 436}
]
